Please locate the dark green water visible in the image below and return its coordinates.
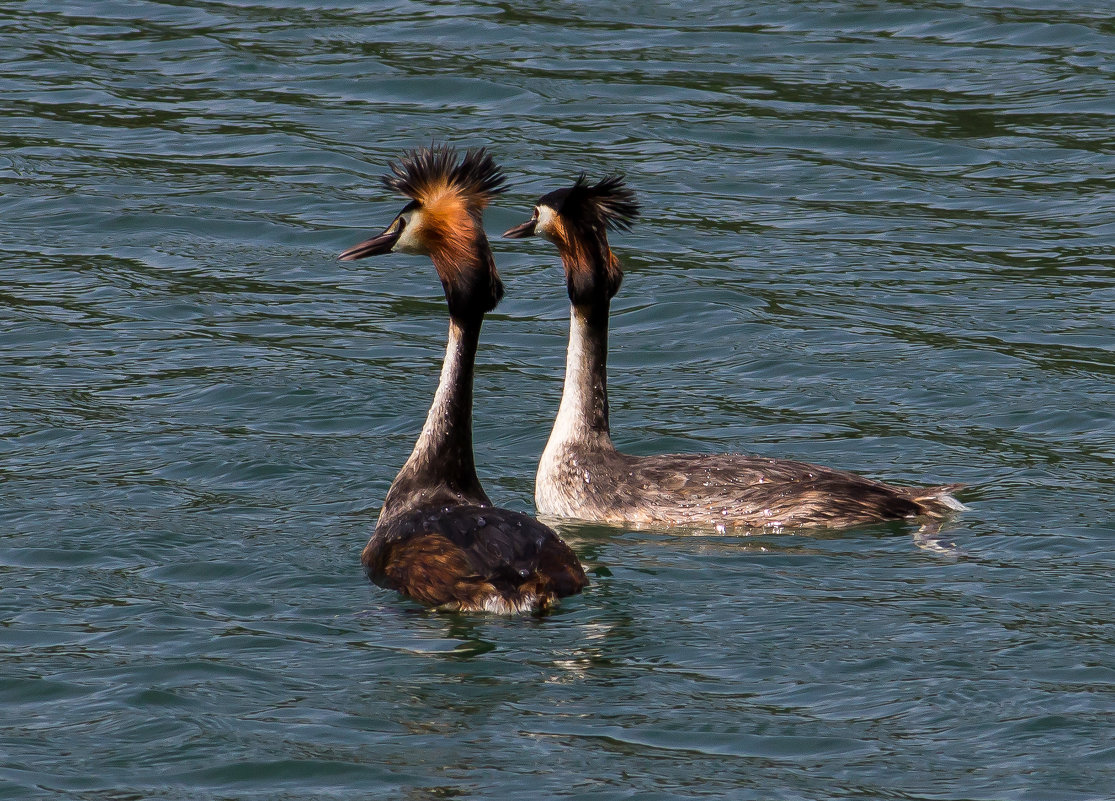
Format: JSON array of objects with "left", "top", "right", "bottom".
[{"left": 2, "top": 2, "right": 1114, "bottom": 799}]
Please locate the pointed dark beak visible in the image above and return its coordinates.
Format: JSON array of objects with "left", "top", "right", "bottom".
[
  {"left": 338, "top": 226, "right": 402, "bottom": 261},
  {"left": 502, "top": 218, "right": 537, "bottom": 239}
]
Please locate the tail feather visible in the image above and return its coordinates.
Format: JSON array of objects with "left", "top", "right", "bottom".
[{"left": 911, "top": 483, "right": 968, "bottom": 515}]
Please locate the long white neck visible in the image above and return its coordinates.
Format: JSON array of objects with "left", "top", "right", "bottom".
[
  {"left": 544, "top": 302, "right": 615, "bottom": 454},
  {"left": 411, "top": 318, "right": 475, "bottom": 464},
  {"left": 384, "top": 315, "right": 490, "bottom": 515}
]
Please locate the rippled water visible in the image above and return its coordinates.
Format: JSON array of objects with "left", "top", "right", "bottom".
[{"left": 2, "top": 2, "right": 1114, "bottom": 799}]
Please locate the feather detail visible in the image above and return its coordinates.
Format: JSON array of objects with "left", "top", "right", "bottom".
[
  {"left": 381, "top": 144, "right": 506, "bottom": 318},
  {"left": 382, "top": 144, "right": 506, "bottom": 210},
  {"left": 536, "top": 175, "right": 639, "bottom": 304},
  {"left": 539, "top": 174, "right": 640, "bottom": 231}
]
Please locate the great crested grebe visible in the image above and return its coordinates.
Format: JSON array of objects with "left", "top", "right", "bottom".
[
  {"left": 504, "top": 174, "right": 965, "bottom": 531},
  {"left": 339, "top": 146, "right": 586, "bottom": 612}
]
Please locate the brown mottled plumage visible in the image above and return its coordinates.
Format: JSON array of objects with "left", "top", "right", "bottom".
[
  {"left": 504, "top": 174, "right": 965, "bottom": 531},
  {"left": 339, "top": 146, "right": 586, "bottom": 611}
]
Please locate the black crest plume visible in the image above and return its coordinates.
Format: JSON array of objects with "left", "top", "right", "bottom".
[
  {"left": 542, "top": 174, "right": 640, "bottom": 232},
  {"left": 381, "top": 144, "right": 506, "bottom": 208}
]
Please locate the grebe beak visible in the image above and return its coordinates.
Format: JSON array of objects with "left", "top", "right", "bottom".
[
  {"left": 339, "top": 219, "right": 403, "bottom": 261},
  {"left": 502, "top": 217, "right": 537, "bottom": 239}
]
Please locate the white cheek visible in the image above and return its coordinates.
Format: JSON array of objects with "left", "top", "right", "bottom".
[
  {"left": 393, "top": 221, "right": 426, "bottom": 255},
  {"left": 536, "top": 206, "right": 559, "bottom": 243}
]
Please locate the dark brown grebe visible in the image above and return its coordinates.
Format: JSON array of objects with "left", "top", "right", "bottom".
[
  {"left": 339, "top": 146, "right": 586, "bottom": 611},
  {"left": 504, "top": 175, "right": 965, "bottom": 531}
]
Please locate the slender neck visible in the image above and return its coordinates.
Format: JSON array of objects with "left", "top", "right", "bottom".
[
  {"left": 385, "top": 313, "right": 490, "bottom": 511},
  {"left": 412, "top": 315, "right": 480, "bottom": 473},
  {"left": 549, "top": 298, "right": 615, "bottom": 451}
]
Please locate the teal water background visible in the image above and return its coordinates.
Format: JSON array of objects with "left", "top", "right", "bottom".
[{"left": 2, "top": 2, "right": 1114, "bottom": 799}]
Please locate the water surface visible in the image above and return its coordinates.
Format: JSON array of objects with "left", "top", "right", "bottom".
[{"left": 2, "top": 2, "right": 1114, "bottom": 799}]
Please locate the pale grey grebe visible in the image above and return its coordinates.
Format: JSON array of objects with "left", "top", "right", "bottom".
[
  {"left": 503, "top": 175, "right": 965, "bottom": 531},
  {"left": 339, "top": 146, "right": 586, "bottom": 611}
]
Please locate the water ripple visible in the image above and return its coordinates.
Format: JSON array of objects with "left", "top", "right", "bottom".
[{"left": 2, "top": 2, "right": 1114, "bottom": 800}]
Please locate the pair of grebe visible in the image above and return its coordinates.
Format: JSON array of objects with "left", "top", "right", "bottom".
[{"left": 340, "top": 145, "right": 964, "bottom": 613}]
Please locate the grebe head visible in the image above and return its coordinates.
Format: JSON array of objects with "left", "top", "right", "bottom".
[
  {"left": 503, "top": 174, "right": 639, "bottom": 304},
  {"left": 340, "top": 144, "right": 507, "bottom": 318}
]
